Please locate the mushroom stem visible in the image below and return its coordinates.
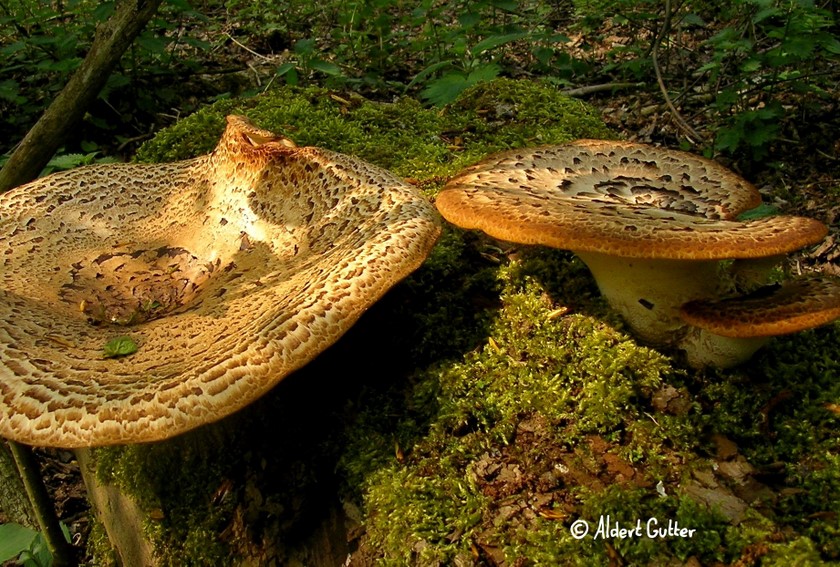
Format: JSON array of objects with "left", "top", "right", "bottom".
[
  {"left": 678, "top": 328, "right": 770, "bottom": 369},
  {"left": 576, "top": 252, "right": 722, "bottom": 345},
  {"left": 729, "top": 255, "right": 785, "bottom": 293}
]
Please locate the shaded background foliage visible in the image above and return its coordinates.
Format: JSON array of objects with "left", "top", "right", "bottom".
[{"left": 0, "top": 0, "right": 837, "bottom": 168}]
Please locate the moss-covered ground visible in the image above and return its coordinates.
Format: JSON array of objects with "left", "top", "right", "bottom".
[{"left": 91, "top": 79, "right": 840, "bottom": 566}]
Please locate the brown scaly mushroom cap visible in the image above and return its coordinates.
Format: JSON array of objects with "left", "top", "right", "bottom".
[
  {"left": 0, "top": 115, "right": 441, "bottom": 447},
  {"left": 680, "top": 277, "right": 840, "bottom": 338},
  {"left": 676, "top": 277, "right": 840, "bottom": 368},
  {"left": 436, "top": 140, "right": 832, "bottom": 367}
]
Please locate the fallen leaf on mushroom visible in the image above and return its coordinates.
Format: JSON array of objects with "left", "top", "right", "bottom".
[
  {"left": 436, "top": 140, "right": 840, "bottom": 367},
  {"left": 0, "top": 116, "right": 441, "bottom": 447}
]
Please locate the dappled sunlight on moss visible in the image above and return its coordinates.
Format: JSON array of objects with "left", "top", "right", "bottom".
[{"left": 341, "top": 237, "right": 840, "bottom": 564}]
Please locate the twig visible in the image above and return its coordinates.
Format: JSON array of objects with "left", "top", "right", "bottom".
[
  {"left": 116, "top": 132, "right": 153, "bottom": 153},
  {"left": 7, "top": 441, "right": 74, "bottom": 566},
  {"left": 816, "top": 149, "right": 839, "bottom": 162},
  {"left": 651, "top": 0, "right": 703, "bottom": 143},
  {"left": 223, "top": 32, "right": 271, "bottom": 61},
  {"left": 561, "top": 82, "right": 646, "bottom": 97}
]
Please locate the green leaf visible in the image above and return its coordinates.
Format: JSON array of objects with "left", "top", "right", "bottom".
[
  {"left": 283, "top": 67, "right": 299, "bottom": 86},
  {"left": 533, "top": 46, "right": 555, "bottom": 66},
  {"left": 276, "top": 62, "right": 297, "bottom": 76},
  {"left": 276, "top": 63, "right": 299, "bottom": 86},
  {"left": 740, "top": 58, "right": 762, "bottom": 73},
  {"left": 467, "top": 63, "right": 501, "bottom": 83},
  {"left": 28, "top": 533, "right": 52, "bottom": 567},
  {"left": 489, "top": 0, "right": 518, "bottom": 11},
  {"left": 458, "top": 11, "right": 480, "bottom": 29},
  {"left": 309, "top": 59, "right": 342, "bottom": 76},
  {"left": 820, "top": 35, "right": 840, "bottom": 55},
  {"left": 420, "top": 64, "right": 500, "bottom": 106},
  {"left": 681, "top": 13, "right": 705, "bottom": 27},
  {"left": 752, "top": 5, "right": 780, "bottom": 24},
  {"left": 737, "top": 203, "right": 778, "bottom": 220},
  {"left": 294, "top": 38, "right": 316, "bottom": 56},
  {"left": 472, "top": 32, "right": 529, "bottom": 55},
  {"left": 46, "top": 153, "right": 97, "bottom": 172},
  {"left": 92, "top": 2, "right": 115, "bottom": 22},
  {"left": 0, "top": 79, "right": 26, "bottom": 105},
  {"left": 406, "top": 60, "right": 455, "bottom": 89},
  {"left": 421, "top": 73, "right": 470, "bottom": 107},
  {"left": 136, "top": 33, "right": 169, "bottom": 54},
  {"left": 103, "top": 336, "right": 138, "bottom": 358},
  {"left": 0, "top": 523, "right": 38, "bottom": 562}
]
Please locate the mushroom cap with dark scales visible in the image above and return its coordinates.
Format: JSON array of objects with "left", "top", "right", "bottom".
[
  {"left": 679, "top": 277, "right": 840, "bottom": 338},
  {"left": 436, "top": 140, "right": 827, "bottom": 260},
  {"left": 0, "top": 116, "right": 441, "bottom": 447}
]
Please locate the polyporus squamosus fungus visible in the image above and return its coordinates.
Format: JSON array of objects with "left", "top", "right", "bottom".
[
  {"left": 0, "top": 115, "right": 441, "bottom": 447},
  {"left": 436, "top": 139, "right": 839, "bottom": 368}
]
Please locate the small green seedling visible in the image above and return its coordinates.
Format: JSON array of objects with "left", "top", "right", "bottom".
[{"left": 103, "top": 336, "right": 138, "bottom": 358}]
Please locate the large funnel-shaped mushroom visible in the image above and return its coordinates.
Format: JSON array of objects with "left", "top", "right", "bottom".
[
  {"left": 436, "top": 140, "right": 837, "bottom": 367},
  {"left": 0, "top": 116, "right": 441, "bottom": 447}
]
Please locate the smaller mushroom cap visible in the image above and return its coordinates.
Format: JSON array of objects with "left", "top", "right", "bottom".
[
  {"left": 436, "top": 141, "right": 827, "bottom": 260},
  {"left": 679, "top": 277, "right": 840, "bottom": 338}
]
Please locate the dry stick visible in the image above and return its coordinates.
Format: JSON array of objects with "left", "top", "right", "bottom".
[
  {"left": 7, "top": 441, "right": 74, "bottom": 567},
  {"left": 651, "top": 0, "right": 704, "bottom": 143},
  {"left": 224, "top": 32, "right": 272, "bottom": 61},
  {"left": 561, "top": 82, "right": 646, "bottom": 97},
  {"left": 0, "top": 0, "right": 165, "bottom": 192}
]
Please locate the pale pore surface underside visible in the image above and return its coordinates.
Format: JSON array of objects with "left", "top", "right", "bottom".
[
  {"left": 680, "top": 277, "right": 840, "bottom": 337},
  {"left": 436, "top": 140, "right": 827, "bottom": 259},
  {"left": 0, "top": 116, "right": 441, "bottom": 447}
]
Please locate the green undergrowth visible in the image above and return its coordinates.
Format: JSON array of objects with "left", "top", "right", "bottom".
[{"left": 88, "top": 78, "right": 840, "bottom": 565}]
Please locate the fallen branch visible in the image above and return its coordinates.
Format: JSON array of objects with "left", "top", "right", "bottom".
[
  {"left": 561, "top": 82, "right": 646, "bottom": 97},
  {"left": 0, "top": 0, "right": 165, "bottom": 192}
]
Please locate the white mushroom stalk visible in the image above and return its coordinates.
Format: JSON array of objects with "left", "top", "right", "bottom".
[
  {"left": 436, "top": 140, "right": 838, "bottom": 368},
  {"left": 0, "top": 116, "right": 441, "bottom": 447}
]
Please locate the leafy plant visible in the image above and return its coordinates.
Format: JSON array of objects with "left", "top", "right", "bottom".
[
  {"left": 703, "top": 0, "right": 840, "bottom": 158},
  {"left": 0, "top": 522, "right": 69, "bottom": 567},
  {"left": 274, "top": 38, "right": 344, "bottom": 86}
]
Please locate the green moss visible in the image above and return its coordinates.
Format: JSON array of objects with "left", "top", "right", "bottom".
[
  {"left": 85, "top": 518, "right": 118, "bottom": 567},
  {"left": 338, "top": 238, "right": 840, "bottom": 563},
  {"left": 763, "top": 537, "right": 828, "bottom": 566},
  {"left": 446, "top": 77, "right": 614, "bottom": 152},
  {"left": 135, "top": 78, "right": 610, "bottom": 182},
  {"left": 342, "top": 250, "right": 708, "bottom": 564},
  {"left": 92, "top": 427, "right": 236, "bottom": 566}
]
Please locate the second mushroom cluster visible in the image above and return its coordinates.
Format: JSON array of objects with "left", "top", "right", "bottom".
[{"left": 436, "top": 140, "right": 840, "bottom": 368}]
